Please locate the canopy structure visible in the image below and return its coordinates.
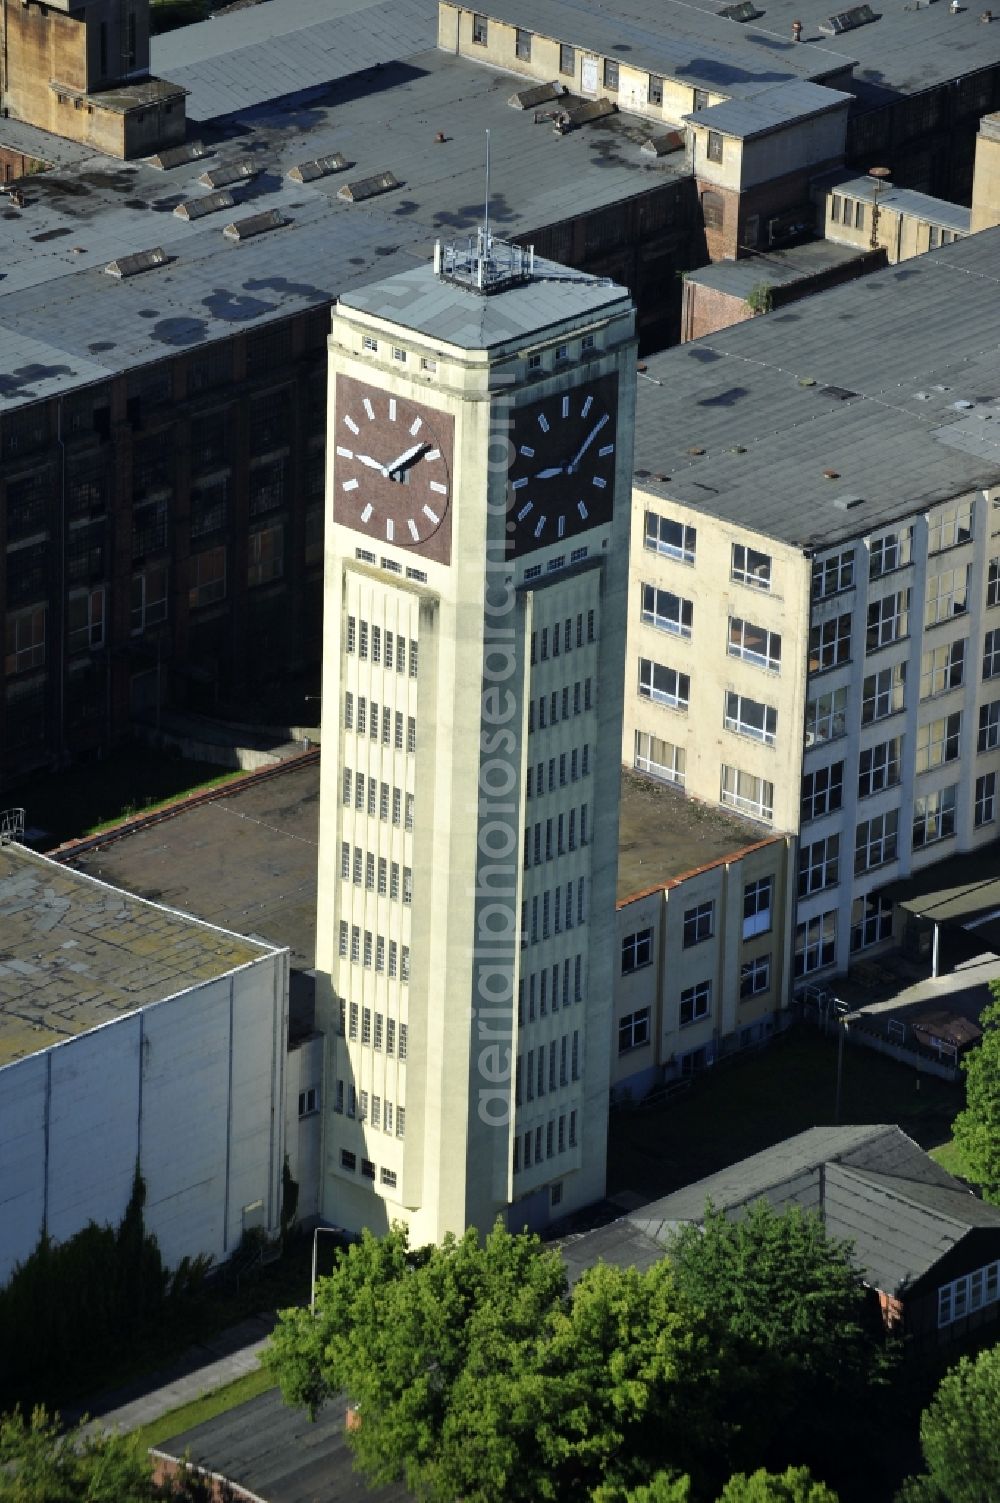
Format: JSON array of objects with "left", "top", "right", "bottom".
[{"left": 879, "top": 842, "right": 1000, "bottom": 975}]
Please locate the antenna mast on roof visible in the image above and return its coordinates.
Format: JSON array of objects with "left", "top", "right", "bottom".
[{"left": 484, "top": 129, "right": 491, "bottom": 251}]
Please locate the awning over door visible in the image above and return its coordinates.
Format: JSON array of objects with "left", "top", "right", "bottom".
[{"left": 879, "top": 841, "right": 1000, "bottom": 955}]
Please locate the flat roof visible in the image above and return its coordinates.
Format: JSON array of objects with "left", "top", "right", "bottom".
[
  {"left": 0, "top": 845, "right": 274, "bottom": 1068},
  {"left": 880, "top": 839, "right": 1000, "bottom": 954},
  {"left": 0, "top": 51, "right": 684, "bottom": 413},
  {"left": 617, "top": 768, "right": 777, "bottom": 903},
  {"left": 683, "top": 236, "right": 867, "bottom": 296},
  {"left": 64, "top": 759, "right": 321, "bottom": 975},
  {"left": 340, "top": 255, "right": 632, "bottom": 350},
  {"left": 633, "top": 228, "right": 1000, "bottom": 551},
  {"left": 471, "top": 0, "right": 1000, "bottom": 105},
  {"left": 459, "top": 0, "right": 849, "bottom": 97},
  {"left": 683, "top": 80, "right": 851, "bottom": 140}
]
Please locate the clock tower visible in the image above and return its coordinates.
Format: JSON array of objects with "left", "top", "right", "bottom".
[{"left": 316, "top": 231, "right": 637, "bottom": 1243}]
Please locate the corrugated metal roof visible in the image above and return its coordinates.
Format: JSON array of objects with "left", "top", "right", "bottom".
[
  {"left": 683, "top": 79, "right": 851, "bottom": 137},
  {"left": 819, "top": 171, "right": 972, "bottom": 233},
  {"left": 633, "top": 230, "right": 1000, "bottom": 550}
]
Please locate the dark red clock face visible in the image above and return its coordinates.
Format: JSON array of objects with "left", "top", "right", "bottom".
[
  {"left": 333, "top": 374, "right": 454, "bottom": 565},
  {"left": 506, "top": 374, "right": 618, "bottom": 556}
]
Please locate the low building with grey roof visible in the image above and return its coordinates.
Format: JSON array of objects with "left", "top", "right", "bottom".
[
  {"left": 0, "top": 837, "right": 289, "bottom": 1281},
  {"left": 562, "top": 1125, "right": 1000, "bottom": 1344},
  {"left": 624, "top": 226, "right": 1000, "bottom": 993}
]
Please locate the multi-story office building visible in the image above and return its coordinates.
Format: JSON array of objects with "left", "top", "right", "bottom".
[
  {"left": 624, "top": 228, "right": 1000, "bottom": 987},
  {"left": 315, "top": 238, "right": 637, "bottom": 1240}
]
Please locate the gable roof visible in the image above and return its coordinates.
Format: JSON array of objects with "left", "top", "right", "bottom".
[{"left": 567, "top": 1126, "right": 1000, "bottom": 1296}]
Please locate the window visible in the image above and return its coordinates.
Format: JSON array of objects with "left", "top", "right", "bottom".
[
  {"left": 639, "top": 658, "right": 689, "bottom": 711},
  {"left": 397, "top": 1107, "right": 406, "bottom": 1139},
  {"left": 869, "top": 528, "right": 912, "bottom": 578},
  {"left": 621, "top": 928, "right": 653, "bottom": 974},
  {"left": 392, "top": 347, "right": 407, "bottom": 365},
  {"left": 913, "top": 785, "right": 957, "bottom": 847},
  {"left": 635, "top": 730, "right": 685, "bottom": 787},
  {"left": 855, "top": 200, "right": 866, "bottom": 230},
  {"left": 363, "top": 335, "right": 378, "bottom": 352},
  {"left": 920, "top": 639, "right": 965, "bottom": 699},
  {"left": 649, "top": 74, "right": 664, "bottom": 106},
  {"left": 728, "top": 617, "right": 780, "bottom": 672},
  {"left": 731, "top": 544, "right": 771, "bottom": 591},
  {"left": 721, "top": 765, "right": 773, "bottom": 822},
  {"left": 693, "top": 88, "right": 709, "bottom": 110},
  {"left": 938, "top": 1261, "right": 1000, "bottom": 1328},
  {"left": 799, "top": 834, "right": 840, "bottom": 896},
  {"left": 801, "top": 761, "right": 844, "bottom": 821},
  {"left": 683, "top": 902, "right": 714, "bottom": 947},
  {"left": 979, "top": 700, "right": 1000, "bottom": 752},
  {"left": 340, "top": 1149, "right": 356, "bottom": 1173},
  {"left": 641, "top": 584, "right": 692, "bottom": 638},
  {"left": 472, "top": 12, "right": 487, "bottom": 43},
  {"left": 976, "top": 772, "right": 997, "bottom": 827},
  {"left": 851, "top": 894, "right": 893, "bottom": 952},
  {"left": 645, "top": 510, "right": 696, "bottom": 563},
  {"left": 855, "top": 810, "right": 898, "bottom": 874},
  {"left": 701, "top": 191, "right": 724, "bottom": 231},
  {"left": 380, "top": 1168, "right": 397, "bottom": 1189},
  {"left": 680, "top": 981, "right": 711, "bottom": 1026},
  {"left": 988, "top": 558, "right": 1000, "bottom": 608},
  {"left": 707, "top": 130, "right": 724, "bottom": 163},
  {"left": 915, "top": 713, "right": 961, "bottom": 773},
  {"left": 805, "top": 685, "right": 848, "bottom": 745},
  {"left": 740, "top": 956, "right": 771, "bottom": 998},
  {"left": 725, "top": 691, "right": 777, "bottom": 745},
  {"left": 619, "top": 1007, "right": 650, "bottom": 1052},
  {"left": 67, "top": 588, "right": 105, "bottom": 654},
  {"left": 925, "top": 566, "right": 970, "bottom": 627},
  {"left": 863, "top": 662, "right": 906, "bottom": 723},
  {"left": 928, "top": 499, "right": 974, "bottom": 554},
  {"left": 867, "top": 590, "right": 911, "bottom": 653},
  {"left": 560, "top": 42, "right": 575, "bottom": 75},
  {"left": 248, "top": 524, "right": 283, "bottom": 587},
  {"left": 189, "top": 548, "right": 226, "bottom": 609},
  {"left": 742, "top": 877, "right": 773, "bottom": 938},
  {"left": 812, "top": 550, "right": 855, "bottom": 599},
  {"left": 604, "top": 58, "right": 619, "bottom": 90},
  {"left": 984, "top": 629, "right": 1000, "bottom": 680},
  {"left": 5, "top": 606, "right": 46, "bottom": 674},
  {"left": 794, "top": 911, "right": 837, "bottom": 976},
  {"left": 859, "top": 737, "right": 903, "bottom": 797},
  {"left": 515, "top": 26, "right": 531, "bottom": 59},
  {"left": 809, "top": 613, "right": 852, "bottom": 673}
]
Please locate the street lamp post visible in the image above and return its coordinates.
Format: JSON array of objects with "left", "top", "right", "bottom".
[{"left": 310, "top": 1226, "right": 342, "bottom": 1314}]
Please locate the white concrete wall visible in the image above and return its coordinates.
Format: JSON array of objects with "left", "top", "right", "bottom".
[
  {"left": 285, "top": 1035, "right": 324, "bottom": 1222},
  {"left": 0, "top": 950, "right": 288, "bottom": 1283}
]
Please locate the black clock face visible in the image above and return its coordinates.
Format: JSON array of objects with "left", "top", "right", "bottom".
[{"left": 507, "top": 374, "right": 618, "bottom": 556}]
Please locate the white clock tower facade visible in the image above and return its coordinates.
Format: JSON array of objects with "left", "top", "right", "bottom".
[{"left": 316, "top": 235, "right": 637, "bottom": 1243}]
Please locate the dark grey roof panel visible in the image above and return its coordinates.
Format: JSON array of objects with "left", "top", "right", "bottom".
[{"left": 683, "top": 79, "right": 851, "bottom": 138}]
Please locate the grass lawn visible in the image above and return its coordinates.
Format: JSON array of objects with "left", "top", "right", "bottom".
[
  {"left": 134, "top": 1368, "right": 277, "bottom": 1452},
  {"left": 13, "top": 745, "right": 246, "bottom": 848},
  {"left": 608, "top": 1026, "right": 962, "bottom": 1201},
  {"left": 929, "top": 1136, "right": 972, "bottom": 1179}
]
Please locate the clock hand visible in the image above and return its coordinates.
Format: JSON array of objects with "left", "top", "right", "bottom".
[
  {"left": 386, "top": 442, "right": 428, "bottom": 475},
  {"left": 533, "top": 466, "right": 565, "bottom": 480},
  {"left": 355, "top": 452, "right": 389, "bottom": 477},
  {"left": 567, "top": 414, "right": 609, "bottom": 475}
]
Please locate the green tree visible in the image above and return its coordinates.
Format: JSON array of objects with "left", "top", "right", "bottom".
[
  {"left": 0, "top": 1407, "right": 159, "bottom": 1503},
  {"left": 264, "top": 1222, "right": 717, "bottom": 1503},
  {"left": 896, "top": 1344, "right": 1000, "bottom": 1503},
  {"left": 718, "top": 1467, "right": 840, "bottom": 1502},
  {"left": 665, "top": 1201, "right": 893, "bottom": 1480},
  {"left": 953, "top": 989, "right": 1000, "bottom": 1203}
]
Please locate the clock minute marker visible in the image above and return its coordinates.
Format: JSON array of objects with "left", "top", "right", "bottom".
[
  {"left": 336, "top": 446, "right": 353, "bottom": 459},
  {"left": 409, "top": 417, "right": 423, "bottom": 436},
  {"left": 363, "top": 397, "right": 375, "bottom": 421},
  {"left": 577, "top": 500, "right": 589, "bottom": 519},
  {"left": 520, "top": 445, "right": 535, "bottom": 458},
  {"left": 426, "top": 448, "right": 440, "bottom": 461},
  {"left": 534, "top": 515, "right": 547, "bottom": 539},
  {"left": 582, "top": 395, "right": 593, "bottom": 418},
  {"left": 592, "top": 477, "right": 607, "bottom": 489},
  {"left": 344, "top": 415, "right": 360, "bottom": 435},
  {"left": 512, "top": 477, "right": 528, "bottom": 491},
  {"left": 561, "top": 395, "right": 569, "bottom": 418},
  {"left": 386, "top": 519, "right": 395, "bottom": 542},
  {"left": 538, "top": 413, "right": 550, "bottom": 433},
  {"left": 361, "top": 503, "right": 373, "bottom": 523},
  {"left": 517, "top": 502, "right": 533, "bottom": 522},
  {"left": 429, "top": 481, "right": 447, "bottom": 495},
  {"left": 558, "top": 515, "right": 566, "bottom": 538},
  {"left": 389, "top": 398, "right": 397, "bottom": 421},
  {"left": 342, "top": 478, "right": 359, "bottom": 491},
  {"left": 423, "top": 505, "right": 439, "bottom": 525},
  {"left": 598, "top": 443, "right": 614, "bottom": 456},
  {"left": 408, "top": 519, "right": 420, "bottom": 541}
]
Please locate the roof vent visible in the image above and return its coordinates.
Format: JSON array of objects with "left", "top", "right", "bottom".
[
  {"left": 222, "top": 209, "right": 287, "bottom": 241},
  {"left": 337, "top": 170, "right": 400, "bottom": 203},
  {"left": 508, "top": 80, "right": 565, "bottom": 109},
  {"left": 719, "top": 1, "right": 764, "bottom": 18},
  {"left": 641, "top": 130, "right": 685, "bottom": 156},
  {"left": 820, "top": 385, "right": 858, "bottom": 401},
  {"left": 564, "top": 97, "right": 615, "bottom": 126},
  {"left": 174, "top": 190, "right": 235, "bottom": 220},
  {"left": 104, "top": 246, "right": 170, "bottom": 279},
  {"left": 198, "top": 159, "right": 258, "bottom": 190},
  {"left": 819, "top": 3, "right": 878, "bottom": 32},
  {"left": 287, "top": 152, "right": 348, "bottom": 183},
  {"left": 148, "top": 140, "right": 209, "bottom": 170},
  {"left": 832, "top": 493, "right": 866, "bottom": 510}
]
